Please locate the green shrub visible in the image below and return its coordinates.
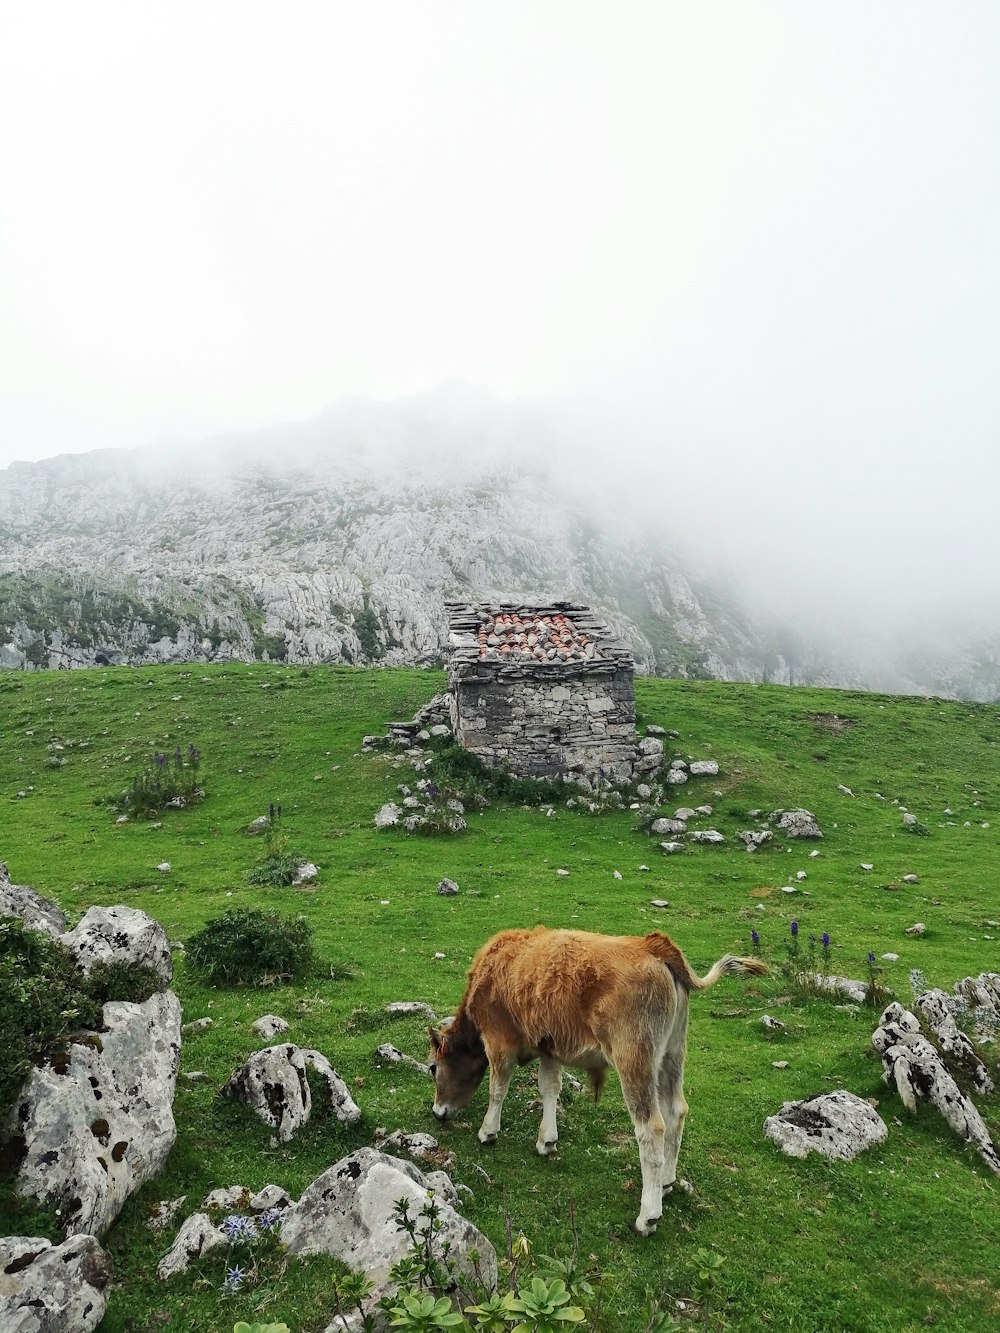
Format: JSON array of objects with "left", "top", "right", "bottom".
[
  {"left": 186, "top": 908, "right": 315, "bottom": 986},
  {"left": 99, "top": 743, "right": 205, "bottom": 818},
  {"left": 428, "top": 740, "right": 568, "bottom": 807},
  {"left": 86, "top": 958, "right": 160, "bottom": 1006},
  {"left": 0, "top": 915, "right": 102, "bottom": 1118}
]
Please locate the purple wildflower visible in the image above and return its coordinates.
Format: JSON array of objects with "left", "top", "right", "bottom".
[
  {"left": 221, "top": 1214, "right": 257, "bottom": 1243},
  {"left": 751, "top": 928, "right": 760, "bottom": 947},
  {"left": 223, "top": 1264, "right": 246, "bottom": 1292},
  {"left": 269, "top": 802, "right": 275, "bottom": 820},
  {"left": 822, "top": 932, "right": 830, "bottom": 949},
  {"left": 790, "top": 920, "right": 799, "bottom": 938},
  {"left": 868, "top": 951, "right": 876, "bottom": 964}
]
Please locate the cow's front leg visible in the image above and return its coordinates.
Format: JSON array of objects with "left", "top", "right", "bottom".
[
  {"left": 478, "top": 1055, "right": 514, "bottom": 1145},
  {"left": 536, "top": 1055, "right": 562, "bottom": 1155}
]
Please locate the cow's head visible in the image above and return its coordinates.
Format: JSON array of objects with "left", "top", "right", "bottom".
[{"left": 428, "top": 1016, "right": 488, "bottom": 1121}]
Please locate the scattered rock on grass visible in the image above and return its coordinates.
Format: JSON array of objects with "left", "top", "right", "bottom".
[
  {"left": 764, "top": 1090, "right": 888, "bottom": 1162},
  {"left": 252, "top": 1014, "right": 290, "bottom": 1040},
  {"left": 0, "top": 864, "right": 68, "bottom": 936},
  {"left": 376, "top": 1043, "right": 429, "bottom": 1074},
  {"left": 768, "top": 809, "right": 824, "bottom": 839},
  {"left": 437, "top": 878, "right": 460, "bottom": 896},
  {"left": 222, "top": 1045, "right": 361, "bottom": 1144},
  {"left": 156, "top": 1213, "right": 227, "bottom": 1280}
]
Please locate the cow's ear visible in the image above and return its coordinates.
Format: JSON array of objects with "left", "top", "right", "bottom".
[{"left": 429, "top": 1025, "right": 443, "bottom": 1051}]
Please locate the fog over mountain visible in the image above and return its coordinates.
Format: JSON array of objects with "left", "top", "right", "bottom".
[
  {"left": 2, "top": 386, "right": 998, "bottom": 699},
  {"left": 2, "top": 6, "right": 997, "bottom": 690}
]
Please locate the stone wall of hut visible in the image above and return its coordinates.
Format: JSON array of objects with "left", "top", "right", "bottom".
[{"left": 446, "top": 602, "right": 636, "bottom": 785}]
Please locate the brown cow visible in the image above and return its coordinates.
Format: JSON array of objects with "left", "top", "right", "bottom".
[{"left": 428, "top": 926, "right": 767, "bottom": 1234}]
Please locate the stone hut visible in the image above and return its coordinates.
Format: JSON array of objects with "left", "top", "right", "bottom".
[{"left": 446, "top": 602, "right": 636, "bottom": 786}]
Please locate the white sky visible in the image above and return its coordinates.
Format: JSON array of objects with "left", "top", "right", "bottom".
[{"left": 1, "top": 2, "right": 998, "bottom": 632}]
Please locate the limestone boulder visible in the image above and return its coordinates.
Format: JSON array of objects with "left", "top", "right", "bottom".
[
  {"left": 764, "top": 1090, "right": 887, "bottom": 1162},
  {"left": 281, "top": 1147, "right": 496, "bottom": 1290},
  {"left": 0, "top": 865, "right": 67, "bottom": 937},
  {"left": 62, "top": 905, "right": 173, "bottom": 990},
  {"left": 650, "top": 818, "right": 687, "bottom": 836},
  {"left": 738, "top": 831, "right": 773, "bottom": 851},
  {"left": 7, "top": 991, "right": 181, "bottom": 1237},
  {"left": 155, "top": 1213, "right": 227, "bottom": 1280},
  {"left": 768, "top": 808, "right": 824, "bottom": 839},
  {"left": 915, "top": 989, "right": 993, "bottom": 1096},
  {"left": 252, "top": 1014, "right": 290, "bottom": 1040},
  {"left": 689, "top": 760, "right": 719, "bottom": 777},
  {"left": 222, "top": 1044, "right": 361, "bottom": 1143},
  {"left": 0, "top": 1234, "right": 113, "bottom": 1333},
  {"left": 953, "top": 972, "right": 1000, "bottom": 1043},
  {"left": 872, "top": 1002, "right": 1000, "bottom": 1175}
]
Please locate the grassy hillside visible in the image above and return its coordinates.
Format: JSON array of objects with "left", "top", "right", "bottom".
[{"left": 1, "top": 663, "right": 999, "bottom": 1332}]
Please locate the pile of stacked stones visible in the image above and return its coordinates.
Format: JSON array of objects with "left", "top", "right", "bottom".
[{"left": 477, "top": 611, "right": 599, "bottom": 663}]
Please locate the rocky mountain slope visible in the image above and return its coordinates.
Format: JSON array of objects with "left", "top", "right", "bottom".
[{"left": 1, "top": 392, "right": 997, "bottom": 697}]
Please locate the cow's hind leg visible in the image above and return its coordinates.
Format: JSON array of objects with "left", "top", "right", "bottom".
[
  {"left": 478, "top": 1050, "right": 515, "bottom": 1145},
  {"left": 619, "top": 1054, "right": 666, "bottom": 1235},
  {"left": 657, "top": 1048, "right": 689, "bottom": 1195},
  {"left": 536, "top": 1054, "right": 562, "bottom": 1156}
]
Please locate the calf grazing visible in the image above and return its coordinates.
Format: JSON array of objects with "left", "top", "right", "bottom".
[{"left": 428, "top": 927, "right": 767, "bottom": 1234}]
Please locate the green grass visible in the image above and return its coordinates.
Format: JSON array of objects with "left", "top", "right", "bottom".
[{"left": 1, "top": 663, "right": 999, "bottom": 1331}]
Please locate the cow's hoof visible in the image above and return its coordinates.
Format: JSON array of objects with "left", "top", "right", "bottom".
[
  {"left": 478, "top": 1130, "right": 498, "bottom": 1146},
  {"left": 635, "top": 1215, "right": 659, "bottom": 1236},
  {"left": 536, "top": 1139, "right": 558, "bottom": 1157}
]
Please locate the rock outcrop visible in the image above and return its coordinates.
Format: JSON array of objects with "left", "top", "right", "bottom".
[
  {"left": 9, "top": 990, "right": 182, "bottom": 1236},
  {"left": 280, "top": 1147, "right": 496, "bottom": 1290},
  {"left": 0, "top": 1234, "right": 114, "bottom": 1333},
  {"left": 222, "top": 1044, "right": 361, "bottom": 1143},
  {"left": 0, "top": 864, "right": 67, "bottom": 936},
  {"left": 872, "top": 1002, "right": 1000, "bottom": 1174},
  {"left": 62, "top": 904, "right": 173, "bottom": 990}
]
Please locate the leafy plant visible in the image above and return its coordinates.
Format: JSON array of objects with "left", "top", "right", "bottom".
[
  {"left": 246, "top": 807, "right": 312, "bottom": 886},
  {"left": 99, "top": 743, "right": 204, "bottom": 817},
  {"left": 688, "top": 1248, "right": 726, "bottom": 1331},
  {"left": 507, "top": 1276, "right": 586, "bottom": 1330},
  {"left": 85, "top": 958, "right": 160, "bottom": 1005},
  {"left": 185, "top": 908, "right": 315, "bottom": 985},
  {"left": 0, "top": 915, "right": 102, "bottom": 1117}
]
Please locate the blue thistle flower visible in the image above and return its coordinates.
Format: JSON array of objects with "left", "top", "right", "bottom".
[
  {"left": 221, "top": 1214, "right": 257, "bottom": 1243},
  {"left": 223, "top": 1264, "right": 245, "bottom": 1292},
  {"left": 258, "top": 1207, "right": 282, "bottom": 1231}
]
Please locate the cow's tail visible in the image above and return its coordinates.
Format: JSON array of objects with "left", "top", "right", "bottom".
[
  {"left": 677, "top": 953, "right": 769, "bottom": 992},
  {"left": 644, "top": 933, "right": 768, "bottom": 991}
]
